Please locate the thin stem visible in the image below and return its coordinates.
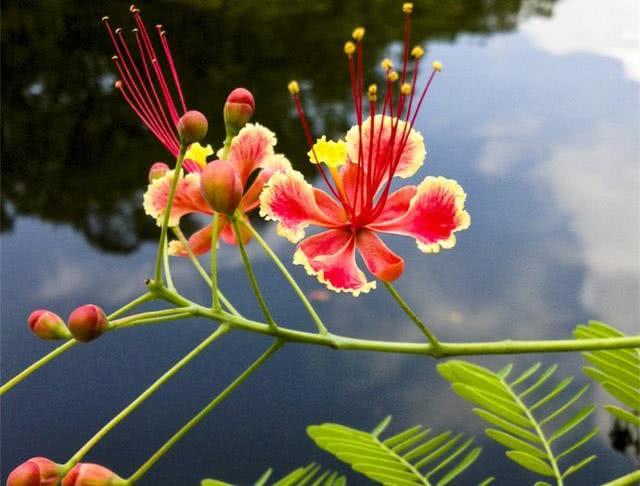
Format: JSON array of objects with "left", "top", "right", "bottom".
[
  {"left": 220, "top": 133, "right": 234, "bottom": 160},
  {"left": 210, "top": 212, "right": 220, "bottom": 311},
  {"left": 110, "top": 308, "right": 195, "bottom": 329},
  {"left": 154, "top": 141, "right": 188, "bottom": 283},
  {"left": 603, "top": 469, "right": 640, "bottom": 486},
  {"left": 383, "top": 281, "right": 441, "bottom": 351},
  {"left": 171, "top": 226, "right": 239, "bottom": 316},
  {"left": 62, "top": 325, "right": 230, "bottom": 473},
  {"left": 231, "top": 216, "right": 277, "bottom": 330},
  {"left": 127, "top": 340, "right": 283, "bottom": 483},
  {"left": 163, "top": 235, "right": 176, "bottom": 291},
  {"left": 108, "top": 292, "right": 154, "bottom": 320},
  {"left": 151, "top": 285, "right": 640, "bottom": 358},
  {"left": 242, "top": 220, "right": 328, "bottom": 335},
  {"left": 0, "top": 340, "right": 77, "bottom": 396}
]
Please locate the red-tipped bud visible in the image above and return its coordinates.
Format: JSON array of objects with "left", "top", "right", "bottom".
[
  {"left": 200, "top": 160, "right": 243, "bottom": 215},
  {"left": 62, "top": 463, "right": 127, "bottom": 486},
  {"left": 7, "top": 457, "right": 62, "bottom": 486},
  {"left": 224, "top": 88, "right": 255, "bottom": 135},
  {"left": 28, "top": 310, "right": 71, "bottom": 340},
  {"left": 67, "top": 305, "right": 108, "bottom": 343},
  {"left": 177, "top": 110, "right": 208, "bottom": 144},
  {"left": 148, "top": 162, "right": 169, "bottom": 182}
]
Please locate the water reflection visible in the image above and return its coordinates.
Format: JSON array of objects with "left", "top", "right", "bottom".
[{"left": 3, "top": 0, "right": 640, "bottom": 485}]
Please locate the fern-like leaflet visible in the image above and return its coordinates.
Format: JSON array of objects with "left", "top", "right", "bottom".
[
  {"left": 574, "top": 321, "right": 640, "bottom": 427},
  {"left": 307, "top": 415, "right": 486, "bottom": 485},
  {"left": 438, "top": 360, "right": 597, "bottom": 485},
  {"left": 201, "top": 463, "right": 346, "bottom": 486}
]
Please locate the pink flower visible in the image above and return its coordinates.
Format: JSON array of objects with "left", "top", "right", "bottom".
[
  {"left": 259, "top": 10, "right": 470, "bottom": 296},
  {"left": 143, "top": 123, "right": 291, "bottom": 254}
]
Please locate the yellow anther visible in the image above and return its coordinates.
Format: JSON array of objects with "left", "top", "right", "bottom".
[
  {"left": 401, "top": 83, "right": 412, "bottom": 95},
  {"left": 381, "top": 58, "right": 393, "bottom": 71},
  {"left": 403, "top": 2, "right": 413, "bottom": 14},
  {"left": 308, "top": 136, "right": 347, "bottom": 168},
  {"left": 352, "top": 27, "right": 365, "bottom": 42},
  {"left": 344, "top": 41, "right": 356, "bottom": 55},
  {"left": 368, "top": 84, "right": 378, "bottom": 101},
  {"left": 411, "top": 45, "right": 425, "bottom": 59},
  {"left": 432, "top": 60, "right": 443, "bottom": 72},
  {"left": 388, "top": 71, "right": 399, "bottom": 82},
  {"left": 287, "top": 80, "right": 300, "bottom": 95}
]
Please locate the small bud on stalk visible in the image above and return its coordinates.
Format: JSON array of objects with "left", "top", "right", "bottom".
[
  {"left": 28, "top": 310, "right": 71, "bottom": 340},
  {"left": 62, "top": 463, "right": 128, "bottom": 486},
  {"left": 223, "top": 88, "right": 254, "bottom": 136},
  {"left": 7, "top": 457, "right": 62, "bottom": 486},
  {"left": 148, "top": 162, "right": 169, "bottom": 181},
  {"left": 177, "top": 110, "right": 208, "bottom": 144},
  {"left": 200, "top": 160, "right": 243, "bottom": 215},
  {"left": 67, "top": 305, "right": 108, "bottom": 342}
]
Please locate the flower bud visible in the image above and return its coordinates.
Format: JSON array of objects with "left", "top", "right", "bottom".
[
  {"left": 177, "top": 110, "right": 208, "bottom": 144},
  {"left": 148, "top": 162, "right": 169, "bottom": 182},
  {"left": 28, "top": 310, "right": 71, "bottom": 340},
  {"left": 62, "top": 463, "right": 127, "bottom": 486},
  {"left": 67, "top": 305, "right": 108, "bottom": 342},
  {"left": 200, "top": 160, "right": 243, "bottom": 215},
  {"left": 223, "top": 88, "right": 254, "bottom": 135},
  {"left": 7, "top": 457, "right": 62, "bottom": 486}
]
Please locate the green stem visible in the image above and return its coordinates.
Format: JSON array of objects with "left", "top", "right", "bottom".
[
  {"left": 111, "top": 311, "right": 194, "bottom": 329},
  {"left": 108, "top": 292, "right": 154, "bottom": 320},
  {"left": 243, "top": 220, "right": 328, "bottom": 335},
  {"left": 127, "top": 340, "right": 283, "bottom": 483},
  {"left": 62, "top": 325, "right": 230, "bottom": 473},
  {"left": 172, "top": 226, "right": 239, "bottom": 316},
  {"left": 110, "top": 308, "right": 195, "bottom": 328},
  {"left": 0, "top": 340, "right": 77, "bottom": 396},
  {"left": 231, "top": 216, "right": 277, "bottom": 330},
  {"left": 210, "top": 212, "right": 220, "bottom": 311},
  {"left": 163, "top": 236, "right": 176, "bottom": 291},
  {"left": 383, "top": 281, "right": 441, "bottom": 351},
  {"left": 151, "top": 285, "right": 640, "bottom": 357},
  {"left": 220, "top": 133, "right": 234, "bottom": 160},
  {"left": 154, "top": 142, "right": 188, "bottom": 284}
]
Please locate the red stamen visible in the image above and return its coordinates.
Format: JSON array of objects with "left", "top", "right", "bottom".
[{"left": 157, "top": 27, "right": 187, "bottom": 114}]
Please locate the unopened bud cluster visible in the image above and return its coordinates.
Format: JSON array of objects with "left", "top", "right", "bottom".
[
  {"left": 6, "top": 458, "right": 127, "bottom": 486},
  {"left": 27, "top": 304, "right": 108, "bottom": 343}
]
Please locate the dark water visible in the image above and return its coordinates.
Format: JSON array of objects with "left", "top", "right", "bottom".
[{"left": 2, "top": 0, "right": 639, "bottom": 484}]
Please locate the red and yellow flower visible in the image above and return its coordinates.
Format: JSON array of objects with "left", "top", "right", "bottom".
[
  {"left": 260, "top": 4, "right": 470, "bottom": 295},
  {"left": 104, "top": 6, "right": 290, "bottom": 254}
]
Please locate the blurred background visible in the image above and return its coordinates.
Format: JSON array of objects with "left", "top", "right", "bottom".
[{"left": 2, "top": 0, "right": 639, "bottom": 483}]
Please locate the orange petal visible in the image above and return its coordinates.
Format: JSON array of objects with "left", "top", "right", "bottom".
[{"left": 356, "top": 230, "right": 405, "bottom": 282}]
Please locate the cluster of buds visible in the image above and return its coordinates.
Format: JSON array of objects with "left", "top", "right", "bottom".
[
  {"left": 199, "top": 88, "right": 256, "bottom": 216},
  {"left": 6, "top": 458, "right": 126, "bottom": 486},
  {"left": 27, "top": 305, "right": 108, "bottom": 343}
]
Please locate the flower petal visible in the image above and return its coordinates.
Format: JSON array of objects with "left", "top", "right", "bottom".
[
  {"left": 346, "top": 114, "right": 426, "bottom": 180},
  {"left": 239, "top": 154, "right": 292, "bottom": 213},
  {"left": 356, "top": 230, "right": 405, "bottom": 282},
  {"left": 218, "top": 214, "right": 252, "bottom": 245},
  {"left": 168, "top": 223, "right": 213, "bottom": 257},
  {"left": 294, "top": 229, "right": 376, "bottom": 295},
  {"left": 143, "top": 170, "right": 211, "bottom": 227},
  {"left": 374, "top": 186, "right": 417, "bottom": 223},
  {"left": 259, "top": 169, "right": 344, "bottom": 243},
  {"left": 370, "top": 176, "right": 470, "bottom": 253},
  {"left": 225, "top": 123, "right": 276, "bottom": 185}
]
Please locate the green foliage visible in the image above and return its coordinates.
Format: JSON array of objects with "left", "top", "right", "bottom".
[
  {"left": 438, "top": 360, "right": 598, "bottom": 483},
  {"left": 307, "top": 416, "right": 483, "bottom": 485},
  {"left": 574, "top": 321, "right": 640, "bottom": 427},
  {"left": 201, "top": 463, "right": 346, "bottom": 486}
]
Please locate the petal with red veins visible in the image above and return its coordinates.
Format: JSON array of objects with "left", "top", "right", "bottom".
[
  {"left": 356, "top": 230, "right": 405, "bottom": 282},
  {"left": 225, "top": 123, "right": 276, "bottom": 185},
  {"left": 346, "top": 114, "right": 426, "bottom": 180},
  {"left": 294, "top": 229, "right": 376, "bottom": 295},
  {"left": 370, "top": 176, "right": 470, "bottom": 253},
  {"left": 259, "top": 169, "right": 345, "bottom": 243},
  {"left": 373, "top": 186, "right": 417, "bottom": 224},
  {"left": 143, "top": 170, "right": 212, "bottom": 227}
]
